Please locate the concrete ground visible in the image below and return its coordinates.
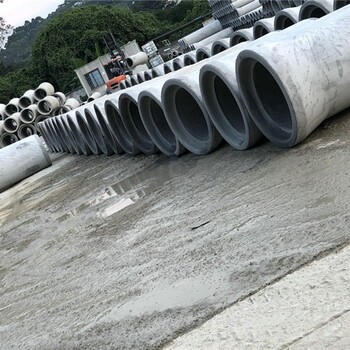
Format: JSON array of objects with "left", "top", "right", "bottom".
[{"left": 1, "top": 108, "right": 350, "bottom": 349}]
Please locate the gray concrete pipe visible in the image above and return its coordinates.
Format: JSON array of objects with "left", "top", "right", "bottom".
[
  {"left": 334, "top": 0, "right": 350, "bottom": 9},
  {"left": 3, "top": 112, "right": 22, "bottom": 133},
  {"left": 163, "top": 59, "right": 175, "bottom": 74},
  {"left": 191, "top": 28, "right": 234, "bottom": 50},
  {"left": 130, "top": 75, "right": 139, "bottom": 86},
  {"left": 18, "top": 90, "right": 35, "bottom": 109},
  {"left": 274, "top": 6, "right": 302, "bottom": 30},
  {"left": 196, "top": 44, "right": 214, "bottom": 62},
  {"left": 52, "top": 92, "right": 66, "bottom": 105},
  {"left": 119, "top": 85, "right": 159, "bottom": 155},
  {"left": 20, "top": 104, "right": 38, "bottom": 124},
  {"left": 151, "top": 65, "right": 165, "bottom": 78},
  {"left": 17, "top": 124, "right": 37, "bottom": 140},
  {"left": 0, "top": 133, "right": 18, "bottom": 148},
  {"left": 230, "top": 28, "right": 254, "bottom": 46},
  {"left": 161, "top": 61, "right": 223, "bottom": 155},
  {"left": 136, "top": 71, "right": 145, "bottom": 84},
  {"left": 34, "top": 82, "right": 55, "bottom": 101},
  {"left": 236, "top": 9, "right": 349, "bottom": 148},
  {"left": 138, "top": 79, "right": 186, "bottom": 157},
  {"left": 0, "top": 135, "right": 51, "bottom": 193},
  {"left": 46, "top": 117, "right": 68, "bottom": 152},
  {"left": 51, "top": 115, "right": 78, "bottom": 154},
  {"left": 87, "top": 92, "right": 102, "bottom": 102},
  {"left": 211, "top": 38, "right": 231, "bottom": 55},
  {"left": 37, "top": 96, "right": 60, "bottom": 115},
  {"left": 299, "top": 0, "right": 333, "bottom": 20},
  {"left": 104, "top": 92, "right": 141, "bottom": 156},
  {"left": 0, "top": 104, "right": 6, "bottom": 120},
  {"left": 143, "top": 70, "right": 153, "bottom": 81},
  {"left": 126, "top": 52, "right": 148, "bottom": 69},
  {"left": 199, "top": 42, "right": 263, "bottom": 150},
  {"left": 173, "top": 56, "right": 186, "bottom": 71},
  {"left": 119, "top": 80, "right": 127, "bottom": 90},
  {"left": 235, "top": 0, "right": 262, "bottom": 16},
  {"left": 253, "top": 17, "right": 276, "bottom": 39},
  {"left": 5, "top": 98, "right": 20, "bottom": 117},
  {"left": 64, "top": 98, "right": 80, "bottom": 110},
  {"left": 36, "top": 120, "right": 59, "bottom": 153},
  {"left": 91, "top": 98, "right": 124, "bottom": 155},
  {"left": 183, "top": 52, "right": 197, "bottom": 66}
]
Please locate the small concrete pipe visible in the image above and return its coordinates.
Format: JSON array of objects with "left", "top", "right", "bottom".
[
  {"left": 253, "top": 17, "right": 276, "bottom": 39},
  {"left": 0, "top": 135, "right": 51, "bottom": 192},
  {"left": 183, "top": 52, "right": 197, "bottom": 66},
  {"left": 19, "top": 90, "right": 35, "bottom": 109},
  {"left": 236, "top": 8, "right": 350, "bottom": 148},
  {"left": 36, "top": 120, "right": 58, "bottom": 153},
  {"left": 64, "top": 98, "right": 80, "bottom": 110},
  {"left": 126, "top": 52, "right": 148, "bottom": 69},
  {"left": 5, "top": 98, "right": 20, "bottom": 117},
  {"left": 87, "top": 92, "right": 102, "bottom": 102},
  {"left": 162, "top": 62, "right": 223, "bottom": 155},
  {"left": 91, "top": 98, "right": 124, "bottom": 155},
  {"left": 20, "top": 104, "right": 38, "bottom": 124},
  {"left": 299, "top": 0, "right": 333, "bottom": 20},
  {"left": 138, "top": 79, "right": 186, "bottom": 157},
  {"left": 196, "top": 44, "right": 214, "bottom": 62},
  {"left": 104, "top": 92, "right": 141, "bottom": 156},
  {"left": 191, "top": 28, "right": 234, "bottom": 50},
  {"left": 0, "top": 133, "right": 19, "bottom": 148},
  {"left": 17, "top": 124, "right": 37, "bottom": 139},
  {"left": 151, "top": 65, "right": 165, "bottom": 78},
  {"left": 130, "top": 75, "right": 139, "bottom": 86},
  {"left": 3, "top": 112, "right": 22, "bottom": 133},
  {"left": 34, "top": 115, "right": 48, "bottom": 129},
  {"left": 52, "top": 92, "right": 66, "bottom": 105},
  {"left": 34, "top": 82, "right": 55, "bottom": 101},
  {"left": 199, "top": 42, "right": 262, "bottom": 150},
  {"left": 211, "top": 38, "right": 231, "bottom": 55},
  {"left": 0, "top": 104, "right": 6, "bottom": 120},
  {"left": 274, "top": 6, "right": 301, "bottom": 30},
  {"left": 230, "top": 28, "right": 254, "bottom": 46},
  {"left": 333, "top": 0, "right": 350, "bottom": 9},
  {"left": 37, "top": 96, "right": 60, "bottom": 115}
]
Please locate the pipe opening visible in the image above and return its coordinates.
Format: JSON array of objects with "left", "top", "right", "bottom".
[
  {"left": 144, "top": 72, "right": 152, "bottom": 81},
  {"left": 164, "top": 65, "right": 172, "bottom": 74},
  {"left": 21, "top": 110, "right": 35, "bottom": 122},
  {"left": 5, "top": 105, "right": 17, "bottom": 115},
  {"left": 255, "top": 26, "right": 268, "bottom": 38},
  {"left": 276, "top": 16, "right": 294, "bottom": 30},
  {"left": 18, "top": 125, "right": 35, "bottom": 139},
  {"left": 173, "top": 62, "right": 182, "bottom": 71},
  {"left": 38, "top": 100, "right": 52, "bottom": 114},
  {"left": 126, "top": 58, "right": 133, "bottom": 67},
  {"left": 197, "top": 52, "right": 209, "bottom": 61},
  {"left": 301, "top": 6, "right": 327, "bottom": 19},
  {"left": 334, "top": 0, "right": 350, "bottom": 10},
  {"left": 4, "top": 118, "right": 18, "bottom": 132},
  {"left": 35, "top": 88, "right": 47, "bottom": 100},
  {"left": 151, "top": 70, "right": 159, "bottom": 78},
  {"left": 213, "top": 45, "right": 227, "bottom": 55},
  {"left": 131, "top": 76, "right": 138, "bottom": 86},
  {"left": 76, "top": 112, "right": 99, "bottom": 153},
  {"left": 84, "top": 110, "right": 109, "bottom": 153},
  {"left": 19, "top": 97, "right": 31, "bottom": 108},
  {"left": 1, "top": 134, "right": 18, "bottom": 146},
  {"left": 184, "top": 57, "right": 196, "bottom": 66}
]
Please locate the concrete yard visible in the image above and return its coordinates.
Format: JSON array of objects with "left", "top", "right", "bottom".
[{"left": 1, "top": 108, "right": 350, "bottom": 349}]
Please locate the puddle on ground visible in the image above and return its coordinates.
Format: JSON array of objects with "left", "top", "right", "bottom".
[{"left": 57, "top": 156, "right": 199, "bottom": 222}]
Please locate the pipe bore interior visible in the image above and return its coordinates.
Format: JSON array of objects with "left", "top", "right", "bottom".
[
  {"left": 301, "top": 6, "right": 327, "bottom": 19},
  {"left": 35, "top": 88, "right": 46, "bottom": 100},
  {"left": 173, "top": 62, "right": 182, "bottom": 71},
  {"left": 164, "top": 65, "right": 172, "bottom": 74}
]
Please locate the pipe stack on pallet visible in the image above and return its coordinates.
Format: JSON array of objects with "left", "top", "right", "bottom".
[{"left": 38, "top": 4, "right": 350, "bottom": 160}]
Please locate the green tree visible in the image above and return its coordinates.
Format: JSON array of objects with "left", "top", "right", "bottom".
[{"left": 0, "top": 0, "right": 13, "bottom": 48}]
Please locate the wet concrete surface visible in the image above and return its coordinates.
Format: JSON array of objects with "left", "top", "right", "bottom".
[{"left": 1, "top": 110, "right": 350, "bottom": 349}]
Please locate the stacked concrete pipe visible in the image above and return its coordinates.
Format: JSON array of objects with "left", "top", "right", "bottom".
[
  {"left": 299, "top": 0, "right": 333, "bottom": 19},
  {"left": 230, "top": 28, "right": 254, "bottom": 46},
  {"left": 18, "top": 90, "right": 36, "bottom": 109},
  {"left": 274, "top": 6, "right": 302, "bottom": 29},
  {"left": 253, "top": 17, "right": 276, "bottom": 38}
]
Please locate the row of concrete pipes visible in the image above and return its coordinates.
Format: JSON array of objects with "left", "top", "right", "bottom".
[{"left": 38, "top": 5, "right": 350, "bottom": 159}]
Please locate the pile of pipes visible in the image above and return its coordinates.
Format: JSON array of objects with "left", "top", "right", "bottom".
[
  {"left": 38, "top": 4, "right": 350, "bottom": 160},
  {"left": 0, "top": 82, "right": 81, "bottom": 148}
]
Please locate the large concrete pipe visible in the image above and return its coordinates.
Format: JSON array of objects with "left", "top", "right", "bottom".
[
  {"left": 17, "top": 124, "right": 37, "bottom": 140},
  {"left": 299, "top": 0, "right": 333, "bottom": 20},
  {"left": 334, "top": 0, "right": 350, "bottom": 9},
  {"left": 20, "top": 104, "right": 38, "bottom": 124},
  {"left": 138, "top": 80, "right": 186, "bottom": 157},
  {"left": 151, "top": 65, "right": 165, "bottom": 78},
  {"left": 274, "top": 6, "right": 301, "bottom": 30},
  {"left": 18, "top": 90, "right": 35, "bottom": 109},
  {"left": 163, "top": 59, "right": 175, "bottom": 74},
  {"left": 130, "top": 75, "right": 139, "bottom": 86},
  {"left": 75, "top": 110, "right": 103, "bottom": 155},
  {"left": 3, "top": 112, "right": 22, "bottom": 133},
  {"left": 37, "top": 96, "right": 60, "bottom": 115},
  {"left": 253, "top": 17, "right": 276, "bottom": 39},
  {"left": 173, "top": 56, "right": 186, "bottom": 71},
  {"left": 104, "top": 93, "right": 141, "bottom": 156},
  {"left": 92, "top": 99, "right": 124, "bottom": 155},
  {"left": 0, "top": 133, "right": 19, "bottom": 148},
  {"left": 199, "top": 42, "right": 262, "bottom": 150},
  {"left": 119, "top": 85, "right": 159, "bottom": 155},
  {"left": 57, "top": 114, "right": 85, "bottom": 154},
  {"left": 34, "top": 82, "right": 55, "bottom": 101},
  {"left": 126, "top": 52, "right": 148, "bottom": 69},
  {"left": 5, "top": 98, "right": 20, "bottom": 117},
  {"left": 196, "top": 44, "right": 213, "bottom": 62},
  {"left": 51, "top": 116, "right": 78, "bottom": 154},
  {"left": 236, "top": 8, "right": 350, "bottom": 148},
  {"left": 136, "top": 71, "right": 145, "bottom": 84},
  {"left": 143, "top": 70, "right": 153, "bottom": 81},
  {"left": 230, "top": 28, "right": 254, "bottom": 46},
  {"left": 183, "top": 52, "right": 197, "bottom": 66},
  {"left": 0, "top": 104, "right": 6, "bottom": 120},
  {"left": 191, "top": 28, "right": 234, "bottom": 50},
  {"left": 52, "top": 92, "right": 66, "bottom": 105},
  {"left": 0, "top": 135, "right": 51, "bottom": 192},
  {"left": 87, "top": 92, "right": 102, "bottom": 102},
  {"left": 162, "top": 62, "right": 223, "bottom": 155},
  {"left": 211, "top": 38, "right": 231, "bottom": 55},
  {"left": 36, "top": 120, "right": 59, "bottom": 153},
  {"left": 179, "top": 20, "right": 223, "bottom": 48},
  {"left": 235, "top": 0, "right": 262, "bottom": 17}
]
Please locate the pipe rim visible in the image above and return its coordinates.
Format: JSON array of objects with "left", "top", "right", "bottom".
[
  {"left": 54, "top": 117, "right": 77, "bottom": 154},
  {"left": 66, "top": 114, "right": 93, "bottom": 155},
  {"left": 300, "top": 3, "right": 329, "bottom": 20},
  {"left": 60, "top": 115, "right": 84, "bottom": 154},
  {"left": 0, "top": 133, "right": 18, "bottom": 147},
  {"left": 275, "top": 14, "right": 296, "bottom": 30},
  {"left": 18, "top": 124, "right": 36, "bottom": 139},
  {"left": 237, "top": 51, "right": 297, "bottom": 148}
]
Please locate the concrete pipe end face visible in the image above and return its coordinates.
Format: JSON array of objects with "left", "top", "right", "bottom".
[
  {"left": 274, "top": 14, "right": 297, "bottom": 30},
  {"left": 299, "top": 2, "right": 329, "bottom": 20},
  {"left": 237, "top": 50, "right": 297, "bottom": 148},
  {"left": 162, "top": 79, "right": 222, "bottom": 155}
]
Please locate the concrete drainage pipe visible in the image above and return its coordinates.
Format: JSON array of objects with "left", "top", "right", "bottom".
[
  {"left": 46, "top": 117, "right": 67, "bottom": 152},
  {"left": 230, "top": 28, "right": 254, "bottom": 46},
  {"left": 87, "top": 92, "right": 102, "bottom": 102},
  {"left": 52, "top": 116, "right": 78, "bottom": 154},
  {"left": 36, "top": 120, "right": 59, "bottom": 153},
  {"left": 195, "top": 44, "right": 213, "bottom": 62},
  {"left": 58, "top": 114, "right": 85, "bottom": 155},
  {"left": 211, "top": 38, "right": 231, "bottom": 55},
  {"left": 138, "top": 81, "right": 186, "bottom": 157},
  {"left": 19, "top": 90, "right": 35, "bottom": 109},
  {"left": 274, "top": 6, "right": 301, "bottom": 30},
  {"left": 237, "top": 7, "right": 350, "bottom": 148},
  {"left": 143, "top": 70, "right": 153, "bottom": 81},
  {"left": 52, "top": 92, "right": 66, "bottom": 105},
  {"left": 199, "top": 42, "right": 263, "bottom": 150},
  {"left": 253, "top": 17, "right": 276, "bottom": 39},
  {"left": 37, "top": 96, "right": 60, "bottom": 115},
  {"left": 104, "top": 93, "right": 141, "bottom": 156},
  {"left": 162, "top": 63, "right": 223, "bottom": 155},
  {"left": 20, "top": 104, "right": 38, "bottom": 124},
  {"left": 0, "top": 135, "right": 51, "bottom": 192},
  {"left": 333, "top": 0, "right": 350, "bottom": 9},
  {"left": 92, "top": 100, "right": 124, "bottom": 155},
  {"left": 151, "top": 66, "right": 165, "bottom": 78},
  {"left": 136, "top": 71, "right": 145, "bottom": 84},
  {"left": 119, "top": 85, "right": 159, "bottom": 155},
  {"left": 0, "top": 133, "right": 18, "bottom": 148},
  {"left": 183, "top": 52, "right": 197, "bottom": 66},
  {"left": 163, "top": 59, "right": 175, "bottom": 74},
  {"left": 34, "top": 82, "right": 55, "bottom": 101},
  {"left": 17, "top": 124, "right": 37, "bottom": 139},
  {"left": 130, "top": 75, "right": 139, "bottom": 86},
  {"left": 64, "top": 98, "right": 80, "bottom": 110},
  {"left": 299, "top": 0, "right": 333, "bottom": 20},
  {"left": 173, "top": 56, "right": 185, "bottom": 71},
  {"left": 3, "top": 112, "right": 22, "bottom": 133},
  {"left": 5, "top": 98, "right": 20, "bottom": 117},
  {"left": 126, "top": 52, "right": 148, "bottom": 69}
]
